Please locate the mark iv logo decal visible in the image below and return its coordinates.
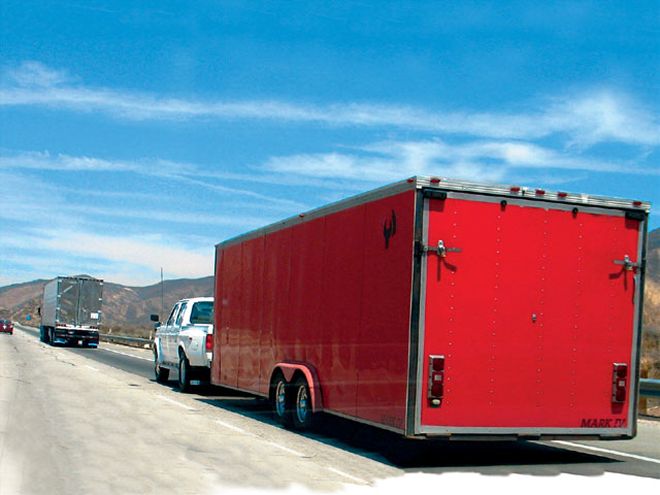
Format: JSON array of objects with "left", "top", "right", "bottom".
[
  {"left": 580, "top": 418, "right": 626, "bottom": 428},
  {"left": 383, "top": 210, "right": 397, "bottom": 249}
]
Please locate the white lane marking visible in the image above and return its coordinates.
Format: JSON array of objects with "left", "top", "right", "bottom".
[
  {"left": 264, "top": 441, "right": 305, "bottom": 457},
  {"left": 86, "top": 365, "right": 99, "bottom": 372},
  {"left": 553, "top": 440, "right": 660, "bottom": 465},
  {"left": 155, "top": 394, "right": 196, "bottom": 411},
  {"left": 324, "top": 467, "right": 369, "bottom": 485},
  {"left": 100, "top": 347, "right": 152, "bottom": 362},
  {"left": 215, "top": 420, "right": 248, "bottom": 434}
]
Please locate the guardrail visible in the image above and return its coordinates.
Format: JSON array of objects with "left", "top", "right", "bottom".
[
  {"left": 99, "top": 333, "right": 153, "bottom": 347},
  {"left": 641, "top": 378, "right": 660, "bottom": 398}
]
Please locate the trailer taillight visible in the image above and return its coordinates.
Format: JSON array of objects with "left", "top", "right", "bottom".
[
  {"left": 205, "top": 333, "right": 213, "bottom": 352},
  {"left": 428, "top": 355, "right": 445, "bottom": 407},
  {"left": 612, "top": 363, "right": 628, "bottom": 403}
]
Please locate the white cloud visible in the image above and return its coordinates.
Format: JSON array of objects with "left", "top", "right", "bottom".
[
  {"left": 5, "top": 61, "right": 73, "bottom": 88},
  {"left": 1, "top": 62, "right": 658, "bottom": 147},
  {"left": 2, "top": 228, "right": 214, "bottom": 284},
  {"left": 0, "top": 151, "right": 308, "bottom": 209},
  {"left": 262, "top": 138, "right": 657, "bottom": 185}
]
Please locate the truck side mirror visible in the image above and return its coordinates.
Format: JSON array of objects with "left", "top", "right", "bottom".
[{"left": 150, "top": 314, "right": 160, "bottom": 322}]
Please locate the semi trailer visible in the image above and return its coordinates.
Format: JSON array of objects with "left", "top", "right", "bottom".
[
  {"left": 39, "top": 276, "right": 103, "bottom": 347},
  {"left": 211, "top": 176, "right": 649, "bottom": 440}
]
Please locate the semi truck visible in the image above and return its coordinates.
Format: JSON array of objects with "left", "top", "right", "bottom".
[
  {"left": 39, "top": 276, "right": 103, "bottom": 347},
  {"left": 211, "top": 176, "right": 650, "bottom": 440}
]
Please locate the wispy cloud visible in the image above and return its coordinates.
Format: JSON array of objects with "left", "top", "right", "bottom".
[
  {"left": 0, "top": 150, "right": 308, "bottom": 209},
  {"left": 2, "top": 62, "right": 658, "bottom": 147},
  {"left": 262, "top": 138, "right": 658, "bottom": 185},
  {"left": 2, "top": 228, "right": 213, "bottom": 285}
]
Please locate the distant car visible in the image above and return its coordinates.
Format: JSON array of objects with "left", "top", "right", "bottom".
[
  {"left": 152, "top": 297, "right": 213, "bottom": 392},
  {"left": 0, "top": 319, "right": 14, "bottom": 335}
]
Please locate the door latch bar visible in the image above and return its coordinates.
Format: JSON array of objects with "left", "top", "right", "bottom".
[
  {"left": 613, "top": 255, "right": 640, "bottom": 271},
  {"left": 424, "top": 240, "right": 462, "bottom": 258}
]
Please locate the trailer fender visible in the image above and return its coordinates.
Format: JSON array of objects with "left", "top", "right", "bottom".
[{"left": 273, "top": 363, "right": 324, "bottom": 412}]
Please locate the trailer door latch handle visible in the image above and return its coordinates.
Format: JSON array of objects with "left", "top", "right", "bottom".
[
  {"left": 425, "top": 240, "right": 462, "bottom": 258},
  {"left": 613, "top": 255, "right": 640, "bottom": 271}
]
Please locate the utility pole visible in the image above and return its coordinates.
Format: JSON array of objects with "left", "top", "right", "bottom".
[{"left": 160, "top": 267, "right": 164, "bottom": 320}]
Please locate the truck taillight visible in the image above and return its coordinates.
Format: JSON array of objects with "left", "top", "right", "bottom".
[
  {"left": 428, "top": 355, "right": 445, "bottom": 407},
  {"left": 205, "top": 333, "right": 213, "bottom": 352},
  {"left": 612, "top": 363, "right": 628, "bottom": 403}
]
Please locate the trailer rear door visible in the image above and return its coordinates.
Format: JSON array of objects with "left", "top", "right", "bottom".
[{"left": 417, "top": 192, "right": 643, "bottom": 436}]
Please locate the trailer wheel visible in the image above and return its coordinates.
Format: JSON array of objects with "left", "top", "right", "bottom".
[
  {"left": 271, "top": 374, "right": 293, "bottom": 427},
  {"left": 178, "top": 352, "right": 191, "bottom": 393},
  {"left": 154, "top": 351, "right": 169, "bottom": 383},
  {"left": 291, "top": 375, "right": 314, "bottom": 430}
]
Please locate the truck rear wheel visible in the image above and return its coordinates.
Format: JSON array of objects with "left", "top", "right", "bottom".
[
  {"left": 271, "top": 374, "right": 293, "bottom": 427},
  {"left": 178, "top": 352, "right": 191, "bottom": 393},
  {"left": 291, "top": 375, "right": 314, "bottom": 430},
  {"left": 154, "top": 352, "right": 169, "bottom": 383}
]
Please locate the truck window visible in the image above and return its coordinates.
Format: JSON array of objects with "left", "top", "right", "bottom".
[
  {"left": 166, "top": 304, "right": 180, "bottom": 327},
  {"left": 175, "top": 302, "right": 188, "bottom": 327},
  {"left": 190, "top": 301, "right": 213, "bottom": 324}
]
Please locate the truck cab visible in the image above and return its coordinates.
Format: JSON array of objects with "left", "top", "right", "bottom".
[{"left": 152, "top": 297, "right": 213, "bottom": 392}]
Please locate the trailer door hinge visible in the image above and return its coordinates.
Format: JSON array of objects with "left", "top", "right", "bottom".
[
  {"left": 422, "top": 240, "right": 462, "bottom": 258},
  {"left": 613, "top": 255, "right": 641, "bottom": 271}
]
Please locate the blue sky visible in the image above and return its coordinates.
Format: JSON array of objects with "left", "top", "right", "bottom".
[{"left": 1, "top": 1, "right": 658, "bottom": 286}]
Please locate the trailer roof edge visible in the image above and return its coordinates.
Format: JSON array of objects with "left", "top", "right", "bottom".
[{"left": 215, "top": 176, "right": 651, "bottom": 249}]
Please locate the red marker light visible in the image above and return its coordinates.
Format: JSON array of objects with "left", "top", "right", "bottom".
[
  {"left": 536, "top": 189, "right": 545, "bottom": 196},
  {"left": 406, "top": 178, "right": 415, "bottom": 183},
  {"left": 612, "top": 363, "right": 628, "bottom": 404},
  {"left": 557, "top": 192, "right": 568, "bottom": 198},
  {"left": 510, "top": 186, "right": 521, "bottom": 193},
  {"left": 428, "top": 355, "right": 445, "bottom": 407},
  {"left": 633, "top": 201, "right": 642, "bottom": 207},
  {"left": 430, "top": 177, "right": 441, "bottom": 184}
]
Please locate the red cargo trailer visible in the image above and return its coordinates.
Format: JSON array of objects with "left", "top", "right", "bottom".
[{"left": 212, "top": 177, "right": 649, "bottom": 440}]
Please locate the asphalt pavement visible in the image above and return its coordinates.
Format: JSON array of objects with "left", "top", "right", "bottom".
[{"left": 2, "top": 324, "right": 659, "bottom": 494}]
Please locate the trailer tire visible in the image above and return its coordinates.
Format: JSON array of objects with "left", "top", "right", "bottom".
[
  {"left": 154, "top": 351, "right": 169, "bottom": 383},
  {"left": 271, "top": 373, "right": 293, "bottom": 427},
  {"left": 291, "top": 375, "right": 314, "bottom": 430},
  {"left": 178, "top": 352, "right": 191, "bottom": 393}
]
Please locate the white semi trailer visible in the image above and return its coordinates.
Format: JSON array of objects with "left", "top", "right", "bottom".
[{"left": 39, "top": 276, "right": 104, "bottom": 347}]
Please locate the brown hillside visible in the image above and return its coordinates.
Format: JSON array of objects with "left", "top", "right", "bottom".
[{"left": 0, "top": 276, "right": 213, "bottom": 330}]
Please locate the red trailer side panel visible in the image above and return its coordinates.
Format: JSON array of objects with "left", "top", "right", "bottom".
[
  {"left": 213, "top": 190, "right": 416, "bottom": 431},
  {"left": 420, "top": 196, "right": 640, "bottom": 431},
  {"left": 355, "top": 194, "right": 416, "bottom": 430}
]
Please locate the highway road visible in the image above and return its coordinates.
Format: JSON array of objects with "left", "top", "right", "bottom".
[{"left": 1, "top": 325, "right": 659, "bottom": 494}]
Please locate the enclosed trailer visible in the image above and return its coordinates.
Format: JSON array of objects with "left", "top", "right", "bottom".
[
  {"left": 39, "top": 276, "right": 103, "bottom": 347},
  {"left": 211, "top": 177, "right": 649, "bottom": 439}
]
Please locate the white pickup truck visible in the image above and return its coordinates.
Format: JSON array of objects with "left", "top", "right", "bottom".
[{"left": 152, "top": 297, "right": 213, "bottom": 392}]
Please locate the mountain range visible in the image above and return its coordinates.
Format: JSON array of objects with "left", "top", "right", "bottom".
[{"left": 0, "top": 276, "right": 213, "bottom": 331}]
